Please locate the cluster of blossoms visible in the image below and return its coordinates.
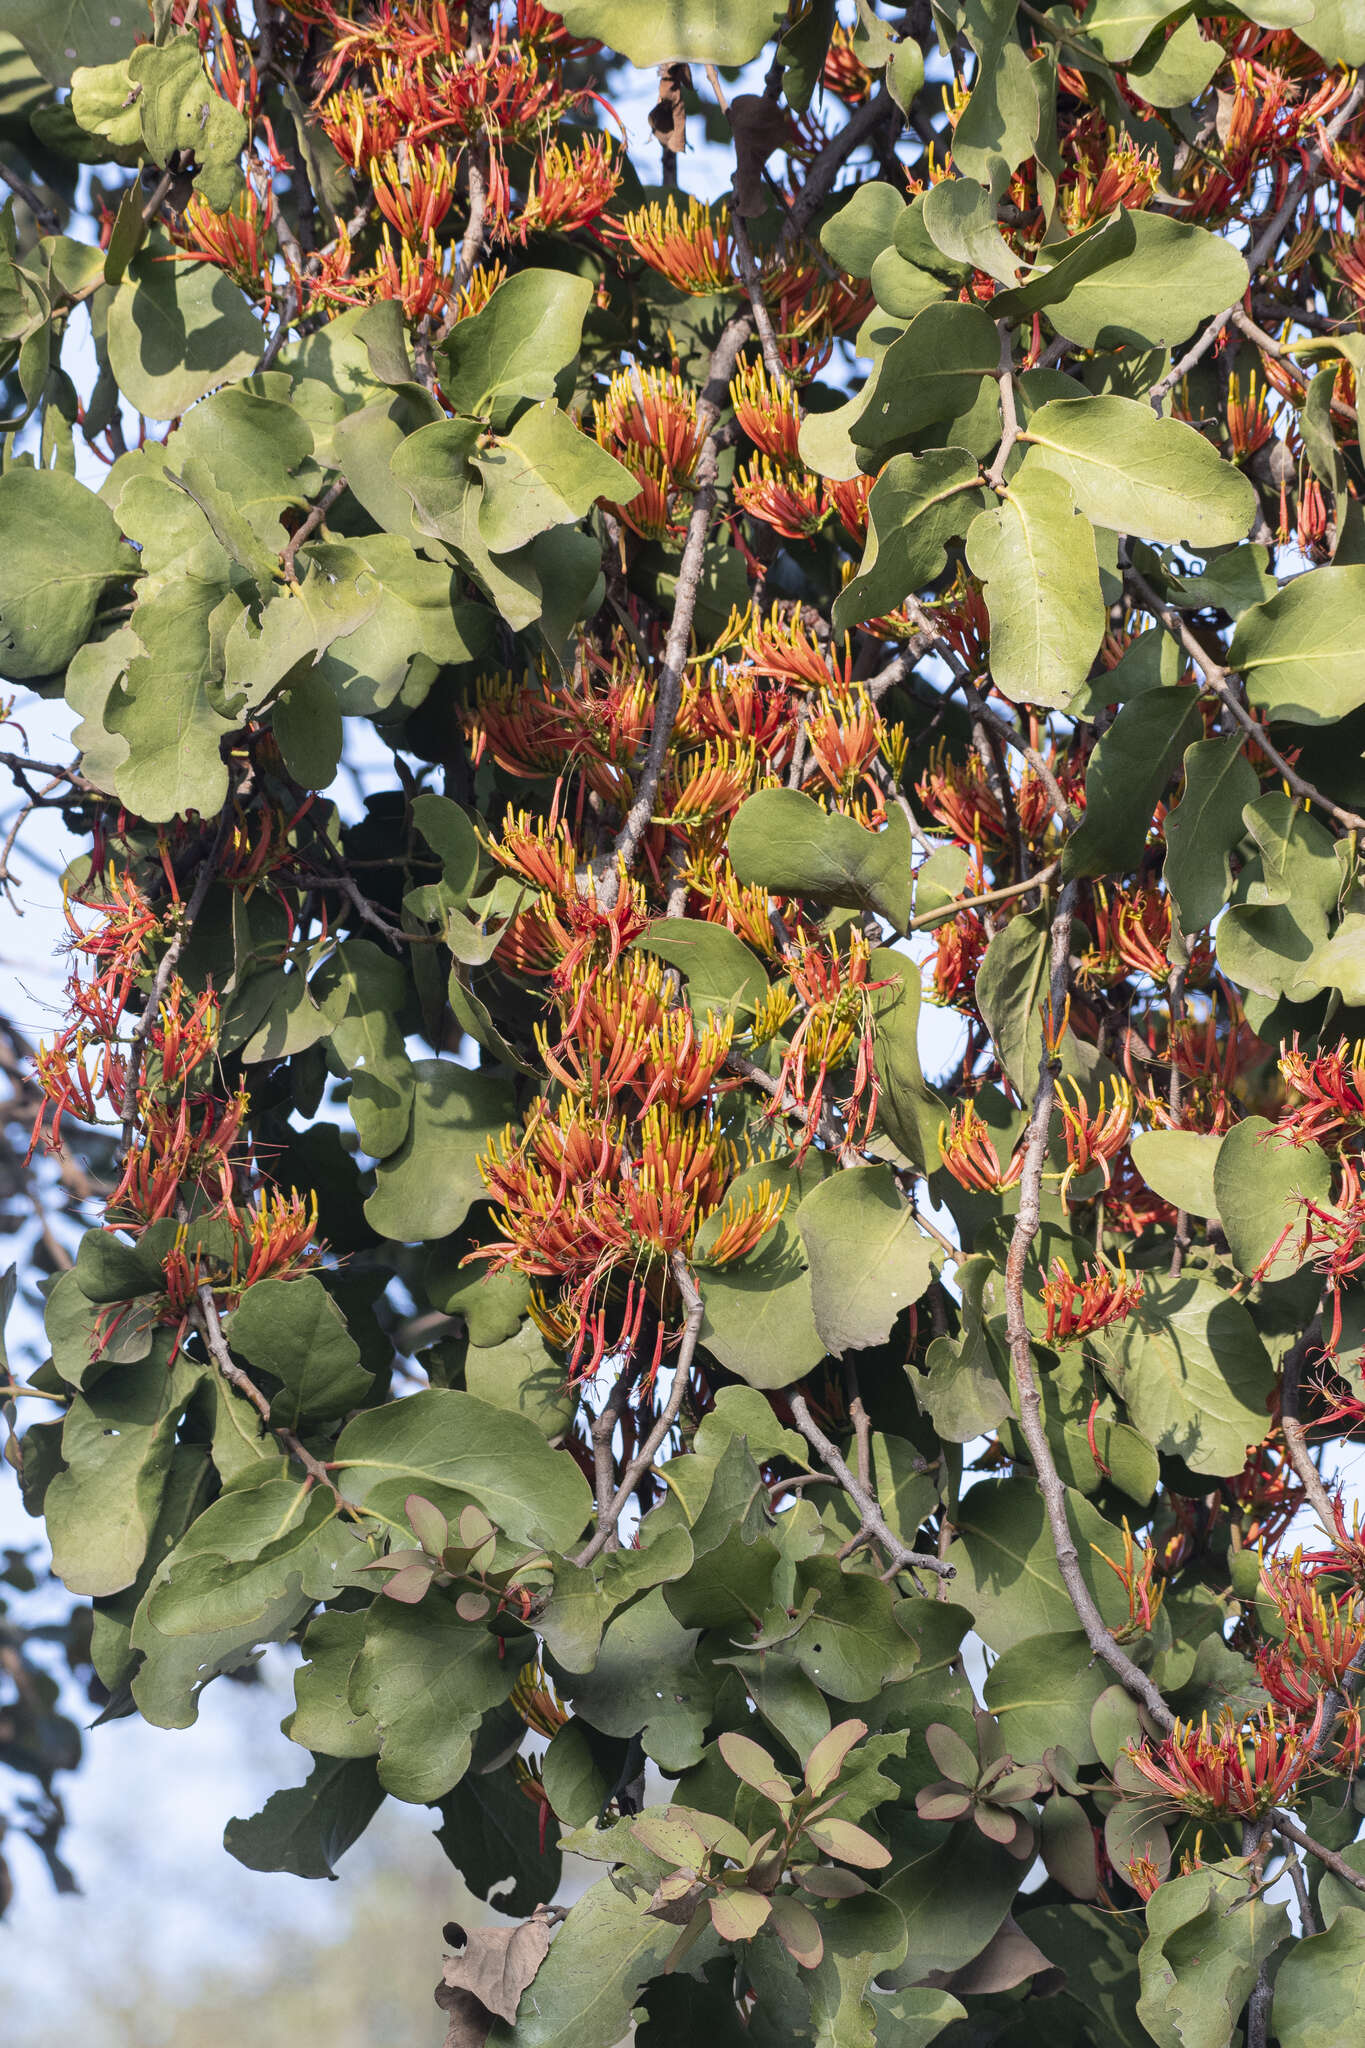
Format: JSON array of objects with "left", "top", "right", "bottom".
[
  {"left": 1125, "top": 1546, "right": 1365, "bottom": 1857},
  {"left": 466, "top": 601, "right": 912, "bottom": 1376},
  {"left": 30, "top": 824, "right": 320, "bottom": 1350}
]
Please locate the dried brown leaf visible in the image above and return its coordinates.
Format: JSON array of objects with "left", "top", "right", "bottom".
[
  {"left": 435, "top": 1910, "right": 553, "bottom": 2048},
  {"left": 649, "top": 63, "right": 691, "bottom": 154}
]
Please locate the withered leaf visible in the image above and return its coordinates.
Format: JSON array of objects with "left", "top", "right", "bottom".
[
  {"left": 730, "top": 93, "right": 788, "bottom": 217},
  {"left": 649, "top": 63, "right": 691, "bottom": 155},
  {"left": 435, "top": 1910, "right": 554, "bottom": 2048}
]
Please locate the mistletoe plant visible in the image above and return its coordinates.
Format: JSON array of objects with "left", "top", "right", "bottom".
[{"left": 7, "top": 0, "right": 1365, "bottom": 2040}]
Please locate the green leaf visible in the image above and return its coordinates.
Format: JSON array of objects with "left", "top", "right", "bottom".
[
  {"left": 229, "top": 1275, "right": 374, "bottom": 1427},
  {"left": 130, "top": 1475, "right": 366, "bottom": 1727},
  {"left": 974, "top": 910, "right": 1050, "bottom": 1098},
  {"left": 797, "top": 1164, "right": 935, "bottom": 1355},
  {"left": 435, "top": 268, "right": 593, "bottom": 424},
  {"left": 820, "top": 182, "right": 905, "bottom": 278},
  {"left": 1063, "top": 687, "right": 1203, "bottom": 879},
  {"left": 285, "top": 1610, "right": 380, "bottom": 1760},
  {"left": 1127, "top": 15, "right": 1223, "bottom": 104},
  {"left": 852, "top": 301, "right": 1001, "bottom": 447},
  {"left": 1128, "top": 1131, "right": 1222, "bottom": 1221},
  {"left": 1163, "top": 737, "right": 1259, "bottom": 933},
  {"left": 1020, "top": 397, "right": 1257, "bottom": 545},
  {"left": 551, "top": 0, "right": 785, "bottom": 64},
  {"left": 869, "top": 944, "right": 942, "bottom": 1174},
  {"left": 966, "top": 465, "right": 1106, "bottom": 709},
  {"left": 1229, "top": 566, "right": 1365, "bottom": 724},
  {"left": 364, "top": 1059, "right": 513, "bottom": 1242},
  {"left": 1000, "top": 211, "right": 1247, "bottom": 349},
  {"left": 0, "top": 465, "right": 130, "bottom": 678},
  {"left": 951, "top": 1477, "right": 1132, "bottom": 1650},
  {"left": 983, "top": 1629, "right": 1109, "bottom": 1766},
  {"left": 632, "top": 918, "right": 769, "bottom": 1021},
  {"left": 1272, "top": 1906, "right": 1365, "bottom": 2048},
  {"left": 1295, "top": 0, "right": 1365, "bottom": 64},
  {"left": 1212, "top": 1116, "right": 1330, "bottom": 1281},
  {"left": 919, "top": 177, "right": 1022, "bottom": 286},
  {"left": 696, "top": 1210, "right": 827, "bottom": 1389},
  {"left": 727, "top": 789, "right": 912, "bottom": 930},
  {"left": 313, "top": 938, "right": 414, "bottom": 1160},
  {"left": 557, "top": 1588, "right": 714, "bottom": 1772},
  {"left": 483, "top": 1874, "right": 683, "bottom": 2048},
  {"left": 474, "top": 401, "right": 635, "bottom": 554},
  {"left": 106, "top": 247, "right": 262, "bottom": 421},
  {"left": 224, "top": 1756, "right": 384, "bottom": 1880},
  {"left": 462, "top": 1319, "right": 574, "bottom": 1437},
  {"left": 336, "top": 1387, "right": 591, "bottom": 1553},
  {"left": 952, "top": 7, "right": 1040, "bottom": 195},
  {"left": 5, "top": 0, "right": 135, "bottom": 80},
  {"left": 1077, "top": 0, "right": 1183, "bottom": 60},
  {"left": 1137, "top": 1864, "right": 1289, "bottom": 2048},
  {"left": 788, "top": 1554, "right": 921, "bottom": 1699},
  {"left": 833, "top": 448, "right": 985, "bottom": 636},
  {"left": 349, "top": 1591, "right": 523, "bottom": 1802},
  {"left": 106, "top": 576, "right": 237, "bottom": 822},
  {"left": 128, "top": 37, "right": 248, "bottom": 211},
  {"left": 1095, "top": 1273, "right": 1275, "bottom": 1477},
  {"left": 46, "top": 1344, "right": 201, "bottom": 1596},
  {"left": 436, "top": 1751, "right": 563, "bottom": 1916},
  {"left": 919, "top": 1253, "right": 1012, "bottom": 1443}
]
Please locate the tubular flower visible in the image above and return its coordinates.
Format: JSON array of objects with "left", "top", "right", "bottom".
[
  {"left": 916, "top": 742, "right": 1010, "bottom": 851},
  {"left": 730, "top": 359, "right": 803, "bottom": 464},
  {"left": 593, "top": 367, "right": 705, "bottom": 541},
  {"left": 697, "top": 1180, "right": 789, "bottom": 1265},
  {"left": 821, "top": 21, "right": 874, "bottom": 103},
  {"left": 1042, "top": 1257, "right": 1142, "bottom": 1347},
  {"left": 940, "top": 1102, "right": 1026, "bottom": 1194},
  {"left": 926, "top": 907, "right": 990, "bottom": 1008},
  {"left": 737, "top": 605, "right": 857, "bottom": 691},
  {"left": 516, "top": 135, "right": 621, "bottom": 239},
  {"left": 1124, "top": 1705, "right": 1323, "bottom": 1821},
  {"left": 733, "top": 452, "right": 825, "bottom": 539},
  {"left": 663, "top": 739, "right": 764, "bottom": 828},
  {"left": 1055, "top": 1077, "right": 1134, "bottom": 1196},
  {"left": 676, "top": 669, "right": 798, "bottom": 768},
  {"left": 1225, "top": 369, "right": 1277, "bottom": 460},
  {"left": 1278, "top": 1035, "right": 1365, "bottom": 1148},
  {"left": 771, "top": 931, "right": 888, "bottom": 1159},
  {"left": 804, "top": 683, "right": 905, "bottom": 805},
  {"left": 610, "top": 196, "right": 735, "bottom": 294},
  {"left": 1091, "top": 1516, "right": 1165, "bottom": 1637},
  {"left": 824, "top": 472, "right": 873, "bottom": 547},
  {"left": 1257, "top": 1560, "right": 1365, "bottom": 1712},
  {"left": 368, "top": 143, "right": 456, "bottom": 240}
]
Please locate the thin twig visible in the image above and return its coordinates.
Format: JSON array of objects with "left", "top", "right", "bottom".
[
  {"left": 1001, "top": 882, "right": 1175, "bottom": 1730},
  {"left": 1274, "top": 1809, "right": 1365, "bottom": 1895},
  {"left": 788, "top": 1391, "right": 956, "bottom": 1583},
  {"left": 985, "top": 321, "right": 1020, "bottom": 492},
  {"left": 1280, "top": 1315, "right": 1339, "bottom": 1538},
  {"left": 0, "top": 162, "right": 60, "bottom": 234},
  {"left": 1123, "top": 556, "right": 1365, "bottom": 835},
  {"left": 1150, "top": 78, "right": 1365, "bottom": 409},
  {"left": 574, "top": 1253, "right": 704, "bottom": 1568},
  {"left": 909, "top": 860, "right": 1060, "bottom": 931},
  {"left": 192, "top": 1283, "right": 350, "bottom": 1505},
  {"left": 281, "top": 475, "right": 348, "bottom": 584}
]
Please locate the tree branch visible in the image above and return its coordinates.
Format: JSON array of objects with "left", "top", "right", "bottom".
[
  {"left": 574, "top": 1253, "right": 704, "bottom": 1568},
  {"left": 788, "top": 1392, "right": 957, "bottom": 1584},
  {"left": 1001, "top": 881, "right": 1175, "bottom": 1730}
]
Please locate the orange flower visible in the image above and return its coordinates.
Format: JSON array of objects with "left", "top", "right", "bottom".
[
  {"left": 940, "top": 1102, "right": 1026, "bottom": 1194},
  {"left": 1126, "top": 1705, "right": 1323, "bottom": 1821},
  {"left": 1042, "top": 1257, "right": 1141, "bottom": 1346},
  {"left": 610, "top": 196, "right": 735, "bottom": 294}
]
